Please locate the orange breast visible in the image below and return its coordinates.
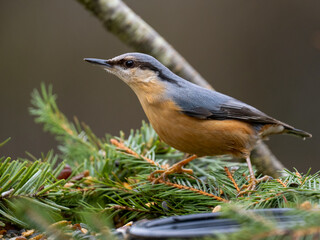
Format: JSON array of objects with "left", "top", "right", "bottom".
[{"left": 139, "top": 99, "right": 258, "bottom": 158}]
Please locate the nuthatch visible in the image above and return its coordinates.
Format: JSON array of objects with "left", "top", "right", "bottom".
[{"left": 85, "top": 53, "right": 312, "bottom": 192}]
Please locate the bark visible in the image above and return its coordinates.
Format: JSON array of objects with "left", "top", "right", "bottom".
[{"left": 251, "top": 142, "right": 284, "bottom": 178}]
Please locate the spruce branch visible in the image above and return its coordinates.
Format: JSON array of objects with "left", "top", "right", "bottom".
[
  {"left": 28, "top": 84, "right": 320, "bottom": 214},
  {"left": 1, "top": 84, "right": 320, "bottom": 238}
]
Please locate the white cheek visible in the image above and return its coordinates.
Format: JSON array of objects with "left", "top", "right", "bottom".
[
  {"left": 117, "top": 69, "right": 132, "bottom": 81},
  {"left": 107, "top": 67, "right": 132, "bottom": 82}
]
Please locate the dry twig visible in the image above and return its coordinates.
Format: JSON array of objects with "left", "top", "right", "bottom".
[
  {"left": 150, "top": 177, "right": 228, "bottom": 202},
  {"left": 110, "top": 138, "right": 166, "bottom": 169},
  {"left": 276, "top": 179, "right": 287, "bottom": 188},
  {"left": 224, "top": 166, "right": 240, "bottom": 192}
]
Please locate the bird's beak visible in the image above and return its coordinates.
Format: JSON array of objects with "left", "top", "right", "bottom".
[{"left": 84, "top": 58, "right": 112, "bottom": 68}]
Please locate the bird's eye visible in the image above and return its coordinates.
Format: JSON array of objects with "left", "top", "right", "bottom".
[{"left": 125, "top": 60, "right": 134, "bottom": 68}]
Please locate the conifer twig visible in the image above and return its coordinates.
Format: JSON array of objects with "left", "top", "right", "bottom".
[
  {"left": 110, "top": 138, "right": 166, "bottom": 169},
  {"left": 251, "top": 193, "right": 283, "bottom": 206},
  {"left": 224, "top": 166, "right": 240, "bottom": 192},
  {"left": 295, "top": 171, "right": 303, "bottom": 182},
  {"left": 10, "top": 83, "right": 320, "bottom": 237},
  {"left": 300, "top": 177, "right": 308, "bottom": 186},
  {"left": 295, "top": 170, "right": 306, "bottom": 186},
  {"left": 276, "top": 179, "right": 287, "bottom": 188},
  {"left": 149, "top": 178, "right": 228, "bottom": 202}
]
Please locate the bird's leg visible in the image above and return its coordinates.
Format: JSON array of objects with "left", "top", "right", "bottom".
[
  {"left": 238, "top": 155, "right": 272, "bottom": 196},
  {"left": 246, "top": 155, "right": 255, "bottom": 182},
  {"left": 149, "top": 155, "right": 197, "bottom": 184}
]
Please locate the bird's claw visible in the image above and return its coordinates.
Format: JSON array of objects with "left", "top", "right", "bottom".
[
  {"left": 237, "top": 175, "right": 273, "bottom": 197},
  {"left": 148, "top": 163, "right": 193, "bottom": 184}
]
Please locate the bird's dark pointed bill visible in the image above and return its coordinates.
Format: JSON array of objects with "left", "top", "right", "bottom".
[{"left": 84, "top": 58, "right": 112, "bottom": 67}]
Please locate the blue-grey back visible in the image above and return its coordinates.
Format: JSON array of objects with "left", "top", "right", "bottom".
[{"left": 165, "top": 75, "right": 287, "bottom": 127}]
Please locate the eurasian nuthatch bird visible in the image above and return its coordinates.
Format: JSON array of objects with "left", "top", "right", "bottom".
[{"left": 84, "top": 53, "right": 312, "bottom": 192}]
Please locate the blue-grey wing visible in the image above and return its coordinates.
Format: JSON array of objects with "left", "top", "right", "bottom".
[
  {"left": 169, "top": 82, "right": 280, "bottom": 125},
  {"left": 165, "top": 76, "right": 311, "bottom": 138}
]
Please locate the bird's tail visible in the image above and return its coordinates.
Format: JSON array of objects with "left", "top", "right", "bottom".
[{"left": 284, "top": 127, "right": 312, "bottom": 139}]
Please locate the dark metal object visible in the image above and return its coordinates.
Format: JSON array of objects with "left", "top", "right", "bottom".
[{"left": 128, "top": 208, "right": 303, "bottom": 239}]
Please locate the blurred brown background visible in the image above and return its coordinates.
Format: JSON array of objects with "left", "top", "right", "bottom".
[{"left": 0, "top": 1, "right": 319, "bottom": 172}]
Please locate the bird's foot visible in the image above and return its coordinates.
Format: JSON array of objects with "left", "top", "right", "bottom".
[
  {"left": 149, "top": 162, "right": 194, "bottom": 184},
  {"left": 238, "top": 175, "right": 273, "bottom": 196}
]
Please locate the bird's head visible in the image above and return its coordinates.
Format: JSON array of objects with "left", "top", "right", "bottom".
[{"left": 84, "top": 53, "right": 181, "bottom": 94}]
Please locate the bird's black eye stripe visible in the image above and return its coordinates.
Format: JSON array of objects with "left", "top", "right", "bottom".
[{"left": 125, "top": 60, "right": 134, "bottom": 68}]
